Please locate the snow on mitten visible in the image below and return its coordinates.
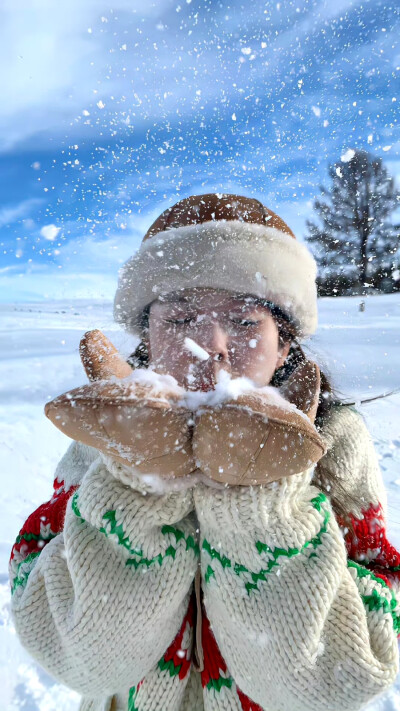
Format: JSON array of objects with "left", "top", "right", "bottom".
[{"left": 192, "top": 361, "right": 326, "bottom": 486}]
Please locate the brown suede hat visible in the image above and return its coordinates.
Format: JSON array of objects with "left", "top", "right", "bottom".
[
  {"left": 114, "top": 192, "right": 318, "bottom": 338},
  {"left": 142, "top": 193, "right": 296, "bottom": 241}
]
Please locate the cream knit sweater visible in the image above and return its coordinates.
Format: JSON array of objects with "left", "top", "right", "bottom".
[{"left": 9, "top": 404, "right": 400, "bottom": 711}]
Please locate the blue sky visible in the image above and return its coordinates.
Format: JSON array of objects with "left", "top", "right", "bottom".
[{"left": 0, "top": 0, "right": 399, "bottom": 301}]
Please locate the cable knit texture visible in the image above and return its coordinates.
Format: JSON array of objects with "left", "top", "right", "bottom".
[
  {"left": 9, "top": 404, "right": 400, "bottom": 711},
  {"left": 313, "top": 405, "right": 387, "bottom": 518},
  {"left": 313, "top": 405, "right": 400, "bottom": 594}
]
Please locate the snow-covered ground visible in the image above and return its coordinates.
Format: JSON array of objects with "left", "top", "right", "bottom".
[{"left": 1, "top": 293, "right": 400, "bottom": 710}]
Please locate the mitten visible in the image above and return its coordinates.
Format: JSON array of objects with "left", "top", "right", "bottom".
[
  {"left": 193, "top": 360, "right": 326, "bottom": 485},
  {"left": 45, "top": 330, "right": 197, "bottom": 479}
]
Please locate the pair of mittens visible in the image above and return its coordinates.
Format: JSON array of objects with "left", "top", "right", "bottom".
[{"left": 45, "top": 330, "right": 326, "bottom": 486}]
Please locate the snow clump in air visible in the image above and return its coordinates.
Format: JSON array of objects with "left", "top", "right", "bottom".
[
  {"left": 40, "top": 224, "right": 60, "bottom": 241},
  {"left": 341, "top": 148, "right": 355, "bottom": 162}
]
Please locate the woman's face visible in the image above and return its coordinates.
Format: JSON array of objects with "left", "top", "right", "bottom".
[{"left": 147, "top": 288, "right": 291, "bottom": 391}]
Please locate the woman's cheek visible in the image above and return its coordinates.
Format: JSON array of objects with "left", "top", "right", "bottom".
[{"left": 230, "top": 341, "right": 258, "bottom": 374}]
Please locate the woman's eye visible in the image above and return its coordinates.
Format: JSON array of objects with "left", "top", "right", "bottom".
[
  {"left": 164, "top": 316, "right": 260, "bottom": 327},
  {"left": 230, "top": 318, "right": 260, "bottom": 327},
  {"left": 165, "top": 317, "right": 195, "bottom": 325}
]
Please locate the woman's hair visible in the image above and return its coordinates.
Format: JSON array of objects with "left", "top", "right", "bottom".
[
  {"left": 126, "top": 303, "right": 151, "bottom": 369},
  {"left": 126, "top": 298, "right": 357, "bottom": 521}
]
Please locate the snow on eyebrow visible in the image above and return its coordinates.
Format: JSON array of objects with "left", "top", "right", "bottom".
[{"left": 184, "top": 337, "right": 210, "bottom": 361}]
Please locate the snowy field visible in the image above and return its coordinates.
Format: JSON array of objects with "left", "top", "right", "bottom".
[{"left": 1, "top": 293, "right": 400, "bottom": 711}]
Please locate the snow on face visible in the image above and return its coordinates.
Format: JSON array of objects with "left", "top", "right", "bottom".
[
  {"left": 147, "top": 288, "right": 291, "bottom": 390},
  {"left": 183, "top": 336, "right": 210, "bottom": 361}
]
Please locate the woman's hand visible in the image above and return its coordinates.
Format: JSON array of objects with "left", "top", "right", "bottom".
[
  {"left": 45, "top": 330, "right": 197, "bottom": 480},
  {"left": 45, "top": 333, "right": 325, "bottom": 491},
  {"left": 192, "top": 360, "right": 326, "bottom": 486}
]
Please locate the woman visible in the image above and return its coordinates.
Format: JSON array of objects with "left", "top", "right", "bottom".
[{"left": 9, "top": 193, "right": 400, "bottom": 711}]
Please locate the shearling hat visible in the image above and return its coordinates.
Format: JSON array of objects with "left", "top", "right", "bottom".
[{"left": 114, "top": 193, "right": 318, "bottom": 338}]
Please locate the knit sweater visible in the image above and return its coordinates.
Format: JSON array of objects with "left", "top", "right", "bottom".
[{"left": 9, "top": 404, "right": 400, "bottom": 711}]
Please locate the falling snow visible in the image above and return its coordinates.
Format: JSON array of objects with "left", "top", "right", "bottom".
[{"left": 1, "top": 0, "right": 400, "bottom": 707}]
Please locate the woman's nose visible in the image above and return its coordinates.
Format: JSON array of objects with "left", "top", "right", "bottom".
[{"left": 199, "top": 320, "right": 230, "bottom": 363}]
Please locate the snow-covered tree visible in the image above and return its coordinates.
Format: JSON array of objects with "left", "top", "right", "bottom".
[{"left": 306, "top": 150, "right": 399, "bottom": 294}]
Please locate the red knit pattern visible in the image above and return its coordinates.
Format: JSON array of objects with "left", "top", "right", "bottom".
[
  {"left": 10, "top": 478, "right": 78, "bottom": 565},
  {"left": 162, "top": 595, "right": 194, "bottom": 680},
  {"left": 237, "top": 687, "right": 264, "bottom": 711},
  {"left": 200, "top": 606, "right": 229, "bottom": 688},
  {"left": 201, "top": 605, "right": 263, "bottom": 710},
  {"left": 338, "top": 502, "right": 400, "bottom": 587}
]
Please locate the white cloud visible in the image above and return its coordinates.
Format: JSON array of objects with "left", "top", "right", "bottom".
[
  {"left": 0, "top": 0, "right": 177, "bottom": 150},
  {"left": 0, "top": 204, "right": 172, "bottom": 303},
  {"left": 0, "top": 198, "right": 43, "bottom": 228},
  {"left": 0, "top": 0, "right": 371, "bottom": 153},
  {"left": 0, "top": 264, "right": 25, "bottom": 275},
  {"left": 46, "top": 206, "right": 159, "bottom": 275},
  {"left": 0, "top": 264, "right": 118, "bottom": 302}
]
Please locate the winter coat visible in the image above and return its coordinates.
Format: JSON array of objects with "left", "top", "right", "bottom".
[{"left": 9, "top": 404, "right": 400, "bottom": 711}]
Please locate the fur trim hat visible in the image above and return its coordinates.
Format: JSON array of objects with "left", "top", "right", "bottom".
[{"left": 114, "top": 193, "right": 318, "bottom": 338}]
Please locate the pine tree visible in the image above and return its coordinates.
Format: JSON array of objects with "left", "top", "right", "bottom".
[{"left": 306, "top": 150, "right": 399, "bottom": 294}]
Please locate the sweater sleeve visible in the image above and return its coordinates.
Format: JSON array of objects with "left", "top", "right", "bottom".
[
  {"left": 193, "top": 470, "right": 400, "bottom": 711},
  {"left": 9, "top": 445, "right": 199, "bottom": 698},
  {"left": 314, "top": 405, "right": 400, "bottom": 594}
]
